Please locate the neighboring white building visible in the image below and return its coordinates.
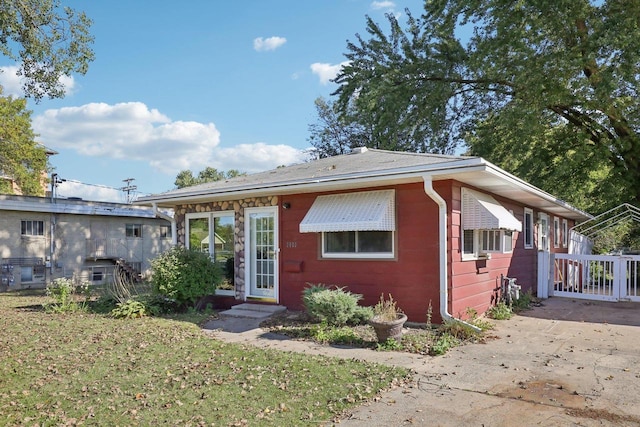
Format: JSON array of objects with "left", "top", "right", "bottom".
[{"left": 0, "top": 194, "right": 174, "bottom": 290}]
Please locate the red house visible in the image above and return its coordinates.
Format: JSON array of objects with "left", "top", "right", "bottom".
[{"left": 138, "top": 148, "right": 590, "bottom": 323}]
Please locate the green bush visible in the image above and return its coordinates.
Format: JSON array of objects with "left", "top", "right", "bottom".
[
  {"left": 150, "top": 246, "right": 221, "bottom": 306},
  {"left": 110, "top": 299, "right": 149, "bottom": 319},
  {"left": 487, "top": 302, "right": 512, "bottom": 320},
  {"left": 302, "top": 284, "right": 369, "bottom": 326}
]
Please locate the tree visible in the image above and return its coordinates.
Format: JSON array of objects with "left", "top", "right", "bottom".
[
  {"left": 330, "top": 0, "right": 640, "bottom": 211},
  {"left": 0, "top": 0, "right": 94, "bottom": 101},
  {"left": 308, "top": 97, "right": 365, "bottom": 158},
  {"left": 174, "top": 167, "right": 245, "bottom": 189},
  {"left": 0, "top": 92, "right": 48, "bottom": 195}
]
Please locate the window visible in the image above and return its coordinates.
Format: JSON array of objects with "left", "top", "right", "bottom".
[
  {"left": 462, "top": 229, "right": 475, "bottom": 256},
  {"left": 160, "top": 224, "right": 171, "bottom": 238},
  {"left": 538, "top": 213, "right": 549, "bottom": 251},
  {"left": 126, "top": 224, "right": 142, "bottom": 238},
  {"left": 92, "top": 269, "right": 104, "bottom": 282},
  {"left": 21, "top": 220, "right": 44, "bottom": 236},
  {"left": 553, "top": 217, "right": 560, "bottom": 248},
  {"left": 186, "top": 211, "right": 235, "bottom": 292},
  {"left": 20, "top": 266, "right": 33, "bottom": 282},
  {"left": 464, "top": 229, "right": 513, "bottom": 257},
  {"left": 562, "top": 219, "right": 568, "bottom": 248},
  {"left": 322, "top": 230, "right": 393, "bottom": 258},
  {"left": 523, "top": 208, "right": 534, "bottom": 249},
  {"left": 481, "top": 230, "right": 502, "bottom": 252}
]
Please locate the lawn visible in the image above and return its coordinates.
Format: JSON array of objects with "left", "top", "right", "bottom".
[{"left": 0, "top": 291, "right": 409, "bottom": 426}]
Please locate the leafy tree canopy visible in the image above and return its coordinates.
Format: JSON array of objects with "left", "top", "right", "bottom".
[
  {"left": 174, "top": 167, "right": 245, "bottom": 189},
  {"left": 0, "top": 91, "right": 48, "bottom": 195},
  {"left": 0, "top": 0, "right": 94, "bottom": 100},
  {"left": 326, "top": 0, "right": 640, "bottom": 212}
]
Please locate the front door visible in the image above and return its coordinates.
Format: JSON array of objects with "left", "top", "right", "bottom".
[{"left": 245, "top": 207, "right": 278, "bottom": 300}]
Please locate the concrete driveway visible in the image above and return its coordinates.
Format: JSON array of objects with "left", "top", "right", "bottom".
[
  {"left": 205, "top": 298, "right": 640, "bottom": 426},
  {"left": 342, "top": 298, "right": 640, "bottom": 426}
]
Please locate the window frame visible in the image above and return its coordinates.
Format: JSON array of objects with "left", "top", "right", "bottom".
[
  {"left": 562, "top": 219, "right": 568, "bottom": 248},
  {"left": 159, "top": 224, "right": 171, "bottom": 238},
  {"left": 321, "top": 230, "right": 395, "bottom": 259},
  {"left": 126, "top": 223, "right": 143, "bottom": 238},
  {"left": 523, "top": 208, "right": 534, "bottom": 249},
  {"left": 21, "top": 220, "right": 45, "bottom": 237},
  {"left": 463, "top": 229, "right": 513, "bottom": 260},
  {"left": 553, "top": 217, "right": 560, "bottom": 248},
  {"left": 538, "top": 213, "right": 550, "bottom": 251},
  {"left": 185, "top": 210, "right": 235, "bottom": 296}
]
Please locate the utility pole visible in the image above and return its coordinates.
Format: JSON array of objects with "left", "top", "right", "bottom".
[
  {"left": 50, "top": 173, "right": 66, "bottom": 202},
  {"left": 121, "top": 178, "right": 137, "bottom": 204}
]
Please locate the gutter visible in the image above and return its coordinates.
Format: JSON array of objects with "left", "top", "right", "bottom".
[
  {"left": 152, "top": 203, "right": 177, "bottom": 246},
  {"left": 422, "top": 175, "right": 481, "bottom": 332}
]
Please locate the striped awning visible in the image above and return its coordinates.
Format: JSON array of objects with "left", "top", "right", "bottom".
[
  {"left": 462, "top": 189, "right": 522, "bottom": 232},
  {"left": 299, "top": 189, "right": 395, "bottom": 233}
]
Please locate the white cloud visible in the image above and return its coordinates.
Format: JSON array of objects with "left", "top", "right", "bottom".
[
  {"left": 253, "top": 36, "right": 287, "bottom": 52},
  {"left": 214, "top": 143, "right": 307, "bottom": 173},
  {"left": 310, "top": 61, "right": 349, "bottom": 85},
  {"left": 0, "top": 64, "right": 75, "bottom": 97},
  {"left": 56, "top": 180, "right": 125, "bottom": 203},
  {"left": 33, "top": 102, "right": 221, "bottom": 174},
  {"left": 32, "top": 101, "right": 307, "bottom": 180},
  {"left": 371, "top": 1, "right": 396, "bottom": 10}
]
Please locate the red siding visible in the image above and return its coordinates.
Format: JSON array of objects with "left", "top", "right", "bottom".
[
  {"left": 446, "top": 181, "right": 574, "bottom": 319},
  {"left": 278, "top": 183, "right": 441, "bottom": 322},
  {"left": 276, "top": 180, "right": 576, "bottom": 323}
]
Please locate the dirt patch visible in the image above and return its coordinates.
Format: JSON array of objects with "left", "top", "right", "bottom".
[{"left": 496, "top": 379, "right": 585, "bottom": 407}]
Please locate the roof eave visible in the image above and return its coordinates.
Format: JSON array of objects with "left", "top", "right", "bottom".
[{"left": 137, "top": 157, "right": 591, "bottom": 222}]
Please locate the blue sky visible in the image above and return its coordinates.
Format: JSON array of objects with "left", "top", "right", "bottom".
[{"left": 0, "top": 0, "right": 425, "bottom": 203}]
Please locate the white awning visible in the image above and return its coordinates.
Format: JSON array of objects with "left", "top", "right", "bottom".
[
  {"left": 462, "top": 188, "right": 522, "bottom": 232},
  {"left": 299, "top": 189, "right": 395, "bottom": 233}
]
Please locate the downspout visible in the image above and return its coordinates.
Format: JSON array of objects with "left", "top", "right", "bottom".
[
  {"left": 152, "top": 203, "right": 177, "bottom": 246},
  {"left": 422, "top": 175, "right": 481, "bottom": 332}
]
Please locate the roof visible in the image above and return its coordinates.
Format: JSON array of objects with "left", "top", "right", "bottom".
[
  {"left": 0, "top": 194, "right": 161, "bottom": 219},
  {"left": 137, "top": 148, "right": 591, "bottom": 221}
]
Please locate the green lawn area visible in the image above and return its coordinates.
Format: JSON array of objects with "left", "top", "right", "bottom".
[{"left": 0, "top": 292, "right": 409, "bottom": 426}]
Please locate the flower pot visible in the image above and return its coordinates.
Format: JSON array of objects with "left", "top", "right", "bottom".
[{"left": 369, "top": 313, "right": 408, "bottom": 342}]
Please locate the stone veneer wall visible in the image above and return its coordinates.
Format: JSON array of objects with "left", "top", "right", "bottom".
[{"left": 174, "top": 196, "right": 278, "bottom": 299}]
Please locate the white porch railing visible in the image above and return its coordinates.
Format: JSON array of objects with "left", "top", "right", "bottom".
[{"left": 547, "top": 253, "right": 640, "bottom": 302}]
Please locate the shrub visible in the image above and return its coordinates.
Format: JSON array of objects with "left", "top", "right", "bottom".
[
  {"left": 487, "top": 301, "right": 512, "bottom": 320},
  {"left": 512, "top": 290, "right": 534, "bottom": 312},
  {"left": 302, "top": 284, "right": 367, "bottom": 326},
  {"left": 44, "top": 278, "right": 89, "bottom": 313},
  {"left": 110, "top": 299, "right": 149, "bottom": 319},
  {"left": 150, "top": 246, "right": 221, "bottom": 306}
]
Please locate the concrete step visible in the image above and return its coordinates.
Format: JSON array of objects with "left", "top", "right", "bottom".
[{"left": 219, "top": 303, "right": 286, "bottom": 319}]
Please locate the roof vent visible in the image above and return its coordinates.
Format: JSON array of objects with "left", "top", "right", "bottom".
[{"left": 350, "top": 146, "right": 368, "bottom": 154}]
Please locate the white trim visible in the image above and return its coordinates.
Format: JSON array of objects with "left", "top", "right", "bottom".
[
  {"left": 562, "top": 219, "right": 568, "bottom": 248},
  {"left": 524, "top": 207, "right": 534, "bottom": 249},
  {"left": 244, "top": 206, "right": 278, "bottom": 302},
  {"left": 185, "top": 210, "right": 236, "bottom": 296},
  {"left": 320, "top": 230, "right": 395, "bottom": 259},
  {"left": 538, "top": 213, "right": 550, "bottom": 252},
  {"left": 553, "top": 216, "right": 560, "bottom": 248}
]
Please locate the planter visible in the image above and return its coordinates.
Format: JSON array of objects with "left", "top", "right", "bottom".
[{"left": 369, "top": 314, "right": 408, "bottom": 342}]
